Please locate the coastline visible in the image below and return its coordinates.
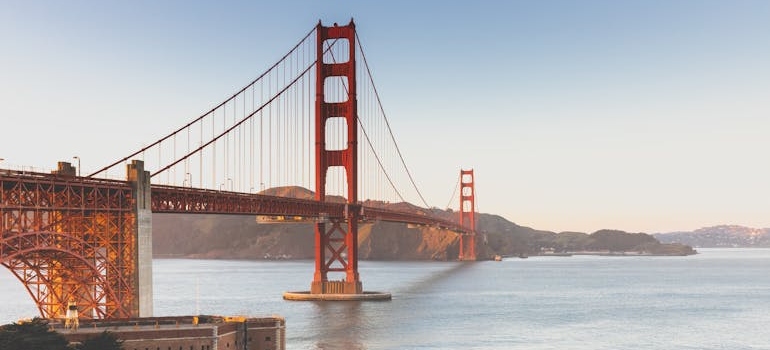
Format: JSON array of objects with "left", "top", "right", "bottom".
[{"left": 536, "top": 250, "right": 698, "bottom": 257}]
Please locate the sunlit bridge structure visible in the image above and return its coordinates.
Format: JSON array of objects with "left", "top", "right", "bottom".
[{"left": 0, "top": 19, "right": 477, "bottom": 319}]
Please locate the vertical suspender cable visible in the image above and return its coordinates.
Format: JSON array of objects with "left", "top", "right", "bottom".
[
  {"left": 356, "top": 34, "right": 431, "bottom": 208},
  {"left": 283, "top": 53, "right": 288, "bottom": 188},
  {"left": 173, "top": 134, "right": 176, "bottom": 185},
  {"left": 329, "top": 42, "right": 405, "bottom": 203},
  {"left": 199, "top": 116, "right": 203, "bottom": 188},
  {"left": 294, "top": 47, "right": 299, "bottom": 189},
  {"left": 211, "top": 112, "right": 217, "bottom": 190},
  {"left": 233, "top": 99, "right": 237, "bottom": 190},
  {"left": 251, "top": 84, "right": 255, "bottom": 192},
  {"left": 186, "top": 126, "right": 190, "bottom": 185},
  {"left": 300, "top": 43, "right": 304, "bottom": 192},
  {"left": 268, "top": 71, "right": 272, "bottom": 189},
  {"left": 260, "top": 77, "right": 264, "bottom": 191},
  {"left": 239, "top": 95, "right": 242, "bottom": 190},
  {"left": 224, "top": 102, "right": 227, "bottom": 189}
]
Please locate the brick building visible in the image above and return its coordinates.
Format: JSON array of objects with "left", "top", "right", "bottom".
[{"left": 55, "top": 315, "right": 284, "bottom": 350}]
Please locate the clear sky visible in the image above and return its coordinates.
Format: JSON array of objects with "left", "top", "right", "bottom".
[{"left": 1, "top": 1, "right": 769, "bottom": 234}]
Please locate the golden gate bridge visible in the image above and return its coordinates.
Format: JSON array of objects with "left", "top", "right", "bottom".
[{"left": 0, "top": 20, "right": 478, "bottom": 320}]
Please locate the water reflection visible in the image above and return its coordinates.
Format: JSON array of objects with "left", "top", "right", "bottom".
[
  {"left": 395, "top": 261, "right": 473, "bottom": 295},
  {"left": 311, "top": 301, "right": 367, "bottom": 350},
  {"left": 303, "top": 262, "right": 475, "bottom": 349}
]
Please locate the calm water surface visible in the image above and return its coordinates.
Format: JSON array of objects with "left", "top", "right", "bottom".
[{"left": 2, "top": 248, "right": 770, "bottom": 349}]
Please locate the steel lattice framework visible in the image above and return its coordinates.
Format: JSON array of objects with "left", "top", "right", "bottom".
[
  {"left": 151, "top": 186, "right": 465, "bottom": 229},
  {"left": 0, "top": 170, "right": 136, "bottom": 319},
  {"left": 1, "top": 168, "right": 470, "bottom": 319}
]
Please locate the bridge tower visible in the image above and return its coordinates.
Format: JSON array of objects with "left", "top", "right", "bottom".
[
  {"left": 458, "top": 169, "right": 477, "bottom": 261},
  {"left": 311, "top": 19, "right": 362, "bottom": 294}
]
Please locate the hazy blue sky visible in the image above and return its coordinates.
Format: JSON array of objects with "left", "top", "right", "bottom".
[{"left": 1, "top": 1, "right": 768, "bottom": 234}]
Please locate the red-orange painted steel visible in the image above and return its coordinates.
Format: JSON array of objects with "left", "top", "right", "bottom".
[
  {"left": 151, "top": 185, "right": 465, "bottom": 230},
  {"left": 0, "top": 20, "right": 483, "bottom": 318},
  {"left": 0, "top": 170, "right": 136, "bottom": 319},
  {"left": 312, "top": 19, "right": 362, "bottom": 294},
  {"left": 0, "top": 167, "right": 468, "bottom": 319},
  {"left": 459, "top": 169, "right": 477, "bottom": 260}
]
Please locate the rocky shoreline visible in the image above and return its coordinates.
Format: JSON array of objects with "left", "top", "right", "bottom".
[{"left": 153, "top": 211, "right": 696, "bottom": 261}]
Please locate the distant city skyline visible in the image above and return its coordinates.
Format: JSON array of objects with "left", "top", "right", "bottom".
[{"left": 1, "top": 1, "right": 768, "bottom": 234}]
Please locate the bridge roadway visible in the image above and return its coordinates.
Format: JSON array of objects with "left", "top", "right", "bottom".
[
  {"left": 152, "top": 185, "right": 466, "bottom": 231},
  {"left": 0, "top": 166, "right": 469, "bottom": 319},
  {"left": 1, "top": 169, "right": 467, "bottom": 233}
]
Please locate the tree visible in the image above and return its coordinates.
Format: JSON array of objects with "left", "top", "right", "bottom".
[
  {"left": 0, "top": 317, "right": 68, "bottom": 350},
  {"left": 77, "top": 331, "right": 124, "bottom": 350}
]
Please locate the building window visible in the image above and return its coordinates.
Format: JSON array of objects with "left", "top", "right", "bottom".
[{"left": 266, "top": 336, "right": 272, "bottom": 341}]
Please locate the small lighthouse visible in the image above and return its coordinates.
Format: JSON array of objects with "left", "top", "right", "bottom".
[{"left": 65, "top": 300, "right": 79, "bottom": 331}]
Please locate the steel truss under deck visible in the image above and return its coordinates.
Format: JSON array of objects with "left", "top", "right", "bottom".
[{"left": 0, "top": 170, "right": 135, "bottom": 319}]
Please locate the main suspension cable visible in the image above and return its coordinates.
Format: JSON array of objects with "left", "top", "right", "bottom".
[
  {"left": 356, "top": 33, "right": 431, "bottom": 209},
  {"left": 445, "top": 171, "right": 461, "bottom": 210},
  {"left": 89, "top": 25, "right": 317, "bottom": 178},
  {"left": 325, "top": 40, "right": 407, "bottom": 203},
  {"left": 151, "top": 63, "right": 315, "bottom": 177}
]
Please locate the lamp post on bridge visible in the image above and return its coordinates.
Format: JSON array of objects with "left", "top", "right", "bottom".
[
  {"left": 227, "top": 178, "right": 233, "bottom": 191},
  {"left": 184, "top": 173, "right": 192, "bottom": 187},
  {"left": 72, "top": 156, "right": 80, "bottom": 176}
]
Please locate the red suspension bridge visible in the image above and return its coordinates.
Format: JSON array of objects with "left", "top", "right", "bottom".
[{"left": 0, "top": 20, "right": 478, "bottom": 320}]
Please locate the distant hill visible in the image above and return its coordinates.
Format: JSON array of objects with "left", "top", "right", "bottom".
[
  {"left": 654, "top": 225, "right": 770, "bottom": 248},
  {"left": 153, "top": 187, "right": 696, "bottom": 260}
]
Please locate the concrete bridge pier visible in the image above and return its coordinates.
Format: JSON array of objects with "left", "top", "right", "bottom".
[{"left": 128, "top": 160, "right": 153, "bottom": 317}]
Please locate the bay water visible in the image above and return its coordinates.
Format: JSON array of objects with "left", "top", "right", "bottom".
[{"left": 2, "top": 248, "right": 769, "bottom": 349}]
